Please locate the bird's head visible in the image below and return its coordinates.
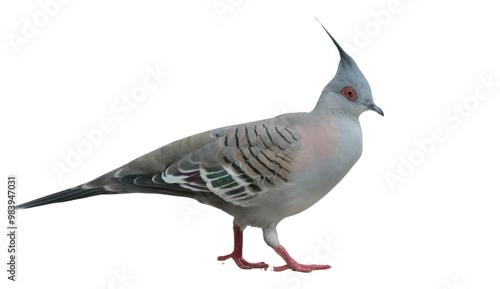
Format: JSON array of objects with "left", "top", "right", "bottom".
[{"left": 314, "top": 20, "right": 383, "bottom": 118}]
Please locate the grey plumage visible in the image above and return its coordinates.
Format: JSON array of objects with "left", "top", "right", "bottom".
[
  {"left": 17, "top": 117, "right": 303, "bottom": 210},
  {"left": 17, "top": 20, "right": 383, "bottom": 272}
]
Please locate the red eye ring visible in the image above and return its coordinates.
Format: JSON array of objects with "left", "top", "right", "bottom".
[{"left": 341, "top": 86, "right": 357, "bottom": 101}]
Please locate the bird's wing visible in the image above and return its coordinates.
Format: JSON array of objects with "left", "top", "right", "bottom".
[{"left": 105, "top": 119, "right": 303, "bottom": 207}]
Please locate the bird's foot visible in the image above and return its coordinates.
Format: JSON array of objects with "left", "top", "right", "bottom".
[
  {"left": 272, "top": 245, "right": 331, "bottom": 272},
  {"left": 273, "top": 263, "right": 331, "bottom": 272},
  {"left": 218, "top": 253, "right": 269, "bottom": 270}
]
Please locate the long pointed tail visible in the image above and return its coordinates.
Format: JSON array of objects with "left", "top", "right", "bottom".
[{"left": 16, "top": 186, "right": 113, "bottom": 210}]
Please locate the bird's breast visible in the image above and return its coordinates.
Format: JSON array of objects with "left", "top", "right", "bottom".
[
  {"left": 298, "top": 115, "right": 362, "bottom": 170},
  {"left": 280, "top": 115, "right": 363, "bottom": 215}
]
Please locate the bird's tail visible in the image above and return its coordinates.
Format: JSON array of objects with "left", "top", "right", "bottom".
[
  {"left": 15, "top": 169, "right": 213, "bottom": 210},
  {"left": 16, "top": 186, "right": 114, "bottom": 210}
]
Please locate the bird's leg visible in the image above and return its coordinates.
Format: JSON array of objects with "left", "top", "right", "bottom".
[
  {"left": 217, "top": 223, "right": 269, "bottom": 269},
  {"left": 263, "top": 223, "right": 331, "bottom": 272}
]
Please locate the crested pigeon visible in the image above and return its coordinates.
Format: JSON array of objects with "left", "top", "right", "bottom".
[{"left": 17, "top": 21, "right": 383, "bottom": 272}]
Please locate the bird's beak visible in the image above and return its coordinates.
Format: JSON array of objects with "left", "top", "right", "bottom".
[{"left": 364, "top": 101, "right": 384, "bottom": 116}]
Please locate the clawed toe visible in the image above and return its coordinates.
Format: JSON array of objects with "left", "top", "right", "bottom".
[
  {"left": 218, "top": 253, "right": 269, "bottom": 270},
  {"left": 272, "top": 245, "right": 331, "bottom": 272},
  {"left": 273, "top": 263, "right": 331, "bottom": 272}
]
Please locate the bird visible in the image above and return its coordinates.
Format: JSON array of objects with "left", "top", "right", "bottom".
[{"left": 17, "top": 20, "right": 383, "bottom": 272}]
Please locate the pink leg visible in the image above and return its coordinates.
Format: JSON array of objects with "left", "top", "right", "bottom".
[
  {"left": 273, "top": 245, "right": 331, "bottom": 272},
  {"left": 217, "top": 224, "right": 269, "bottom": 270}
]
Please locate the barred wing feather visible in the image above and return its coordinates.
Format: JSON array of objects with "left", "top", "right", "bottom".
[{"left": 162, "top": 123, "right": 302, "bottom": 207}]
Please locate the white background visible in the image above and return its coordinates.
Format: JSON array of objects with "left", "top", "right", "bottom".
[{"left": 1, "top": 0, "right": 499, "bottom": 288}]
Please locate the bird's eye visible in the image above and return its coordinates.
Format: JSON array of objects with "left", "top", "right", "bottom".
[{"left": 341, "top": 87, "right": 357, "bottom": 101}]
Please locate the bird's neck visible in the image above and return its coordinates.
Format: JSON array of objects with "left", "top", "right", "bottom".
[{"left": 311, "top": 97, "right": 359, "bottom": 122}]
